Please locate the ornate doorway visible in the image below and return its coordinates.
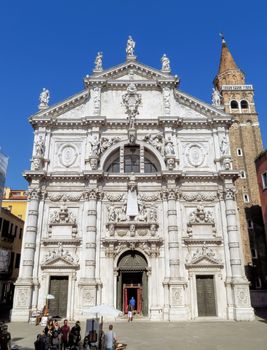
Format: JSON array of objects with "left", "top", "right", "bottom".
[
  {"left": 49, "top": 276, "right": 68, "bottom": 317},
  {"left": 116, "top": 251, "right": 148, "bottom": 316},
  {"left": 196, "top": 275, "right": 216, "bottom": 316}
]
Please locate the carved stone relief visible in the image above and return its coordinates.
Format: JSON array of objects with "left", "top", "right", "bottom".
[
  {"left": 58, "top": 144, "right": 78, "bottom": 168},
  {"left": 181, "top": 193, "right": 217, "bottom": 202},
  {"left": 184, "top": 143, "right": 207, "bottom": 167},
  {"left": 186, "top": 244, "right": 222, "bottom": 266},
  {"left": 187, "top": 205, "right": 216, "bottom": 237},
  {"left": 48, "top": 193, "right": 82, "bottom": 202},
  {"left": 42, "top": 242, "right": 79, "bottom": 265}
]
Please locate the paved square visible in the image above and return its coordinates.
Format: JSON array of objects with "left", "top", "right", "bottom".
[{"left": 7, "top": 313, "right": 267, "bottom": 350}]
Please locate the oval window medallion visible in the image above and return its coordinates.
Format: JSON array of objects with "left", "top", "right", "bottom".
[
  {"left": 59, "top": 144, "right": 78, "bottom": 167},
  {"left": 186, "top": 144, "right": 205, "bottom": 167}
]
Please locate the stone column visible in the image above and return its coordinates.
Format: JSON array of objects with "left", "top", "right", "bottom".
[
  {"left": 79, "top": 188, "right": 98, "bottom": 311},
  {"left": 12, "top": 187, "right": 41, "bottom": 321},
  {"left": 85, "top": 189, "right": 98, "bottom": 280},
  {"left": 167, "top": 189, "right": 179, "bottom": 279},
  {"left": 224, "top": 180, "right": 254, "bottom": 321},
  {"left": 166, "top": 186, "right": 188, "bottom": 320}
]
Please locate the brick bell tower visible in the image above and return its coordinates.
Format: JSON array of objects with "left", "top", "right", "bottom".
[{"left": 214, "top": 35, "right": 267, "bottom": 290}]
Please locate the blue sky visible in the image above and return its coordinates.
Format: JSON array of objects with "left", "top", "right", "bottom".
[{"left": 1, "top": 0, "right": 266, "bottom": 188}]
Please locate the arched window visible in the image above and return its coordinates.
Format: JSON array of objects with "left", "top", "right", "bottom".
[
  {"left": 230, "top": 100, "right": 239, "bottom": 109},
  {"left": 105, "top": 145, "right": 161, "bottom": 174},
  {"left": 144, "top": 157, "right": 158, "bottom": 173},
  {"left": 106, "top": 156, "right": 120, "bottom": 173},
  {"left": 240, "top": 100, "right": 249, "bottom": 109}
]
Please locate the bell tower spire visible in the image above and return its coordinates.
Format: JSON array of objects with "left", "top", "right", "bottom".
[
  {"left": 214, "top": 34, "right": 245, "bottom": 91},
  {"left": 213, "top": 35, "right": 266, "bottom": 290}
]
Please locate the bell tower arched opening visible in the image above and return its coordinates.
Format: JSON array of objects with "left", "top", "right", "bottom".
[{"left": 116, "top": 250, "right": 148, "bottom": 316}]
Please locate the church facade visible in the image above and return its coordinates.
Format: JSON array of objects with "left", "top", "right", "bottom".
[{"left": 12, "top": 38, "right": 255, "bottom": 321}]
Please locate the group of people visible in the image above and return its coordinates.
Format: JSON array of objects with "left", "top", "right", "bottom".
[
  {"left": 35, "top": 319, "right": 81, "bottom": 350},
  {"left": 35, "top": 319, "right": 120, "bottom": 350}
]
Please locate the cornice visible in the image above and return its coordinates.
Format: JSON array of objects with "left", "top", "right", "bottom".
[
  {"left": 174, "top": 90, "right": 233, "bottom": 121},
  {"left": 29, "top": 90, "right": 89, "bottom": 122}
]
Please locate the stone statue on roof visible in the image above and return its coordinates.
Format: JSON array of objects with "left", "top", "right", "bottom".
[
  {"left": 161, "top": 54, "right": 171, "bottom": 72},
  {"left": 126, "top": 36, "right": 135, "bottom": 57},
  {"left": 94, "top": 52, "right": 103, "bottom": 72},
  {"left": 39, "top": 88, "right": 50, "bottom": 109}
]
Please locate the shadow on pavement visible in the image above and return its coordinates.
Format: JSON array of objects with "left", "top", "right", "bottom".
[{"left": 254, "top": 307, "right": 267, "bottom": 321}]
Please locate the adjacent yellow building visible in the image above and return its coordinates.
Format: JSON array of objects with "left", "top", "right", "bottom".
[{"left": 2, "top": 188, "right": 27, "bottom": 221}]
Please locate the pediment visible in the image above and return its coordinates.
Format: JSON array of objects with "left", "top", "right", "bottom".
[
  {"left": 84, "top": 60, "right": 178, "bottom": 85},
  {"left": 190, "top": 256, "right": 222, "bottom": 266},
  {"left": 41, "top": 256, "right": 79, "bottom": 269}
]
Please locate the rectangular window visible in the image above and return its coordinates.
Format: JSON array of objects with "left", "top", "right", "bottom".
[
  {"left": 2, "top": 219, "right": 10, "bottom": 237},
  {"left": 19, "top": 228, "right": 23, "bottom": 239},
  {"left": 243, "top": 194, "right": 250, "bottom": 203},
  {"left": 15, "top": 254, "right": 21, "bottom": 268},
  {"left": 262, "top": 172, "right": 267, "bottom": 189},
  {"left": 9, "top": 252, "right": 15, "bottom": 271},
  {"left": 14, "top": 226, "right": 18, "bottom": 238},
  {"left": 237, "top": 148, "right": 243, "bottom": 156}
]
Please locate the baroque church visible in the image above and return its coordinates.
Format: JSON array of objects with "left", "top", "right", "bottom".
[{"left": 12, "top": 36, "right": 260, "bottom": 321}]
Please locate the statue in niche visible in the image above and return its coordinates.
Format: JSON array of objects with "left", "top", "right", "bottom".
[
  {"left": 100, "top": 136, "right": 120, "bottom": 154},
  {"left": 34, "top": 136, "right": 45, "bottom": 157},
  {"left": 211, "top": 88, "right": 222, "bottom": 107},
  {"left": 126, "top": 176, "right": 139, "bottom": 218},
  {"left": 144, "top": 134, "right": 163, "bottom": 154},
  {"left": 108, "top": 205, "right": 116, "bottom": 222},
  {"left": 94, "top": 52, "right": 103, "bottom": 71},
  {"left": 220, "top": 135, "right": 229, "bottom": 155},
  {"left": 116, "top": 205, "right": 128, "bottom": 222},
  {"left": 136, "top": 203, "right": 148, "bottom": 222},
  {"left": 89, "top": 136, "right": 100, "bottom": 157},
  {"left": 149, "top": 206, "right": 157, "bottom": 222},
  {"left": 164, "top": 136, "right": 175, "bottom": 156},
  {"left": 126, "top": 36, "right": 135, "bottom": 57},
  {"left": 161, "top": 54, "right": 170, "bottom": 71},
  {"left": 39, "top": 88, "right": 50, "bottom": 108}
]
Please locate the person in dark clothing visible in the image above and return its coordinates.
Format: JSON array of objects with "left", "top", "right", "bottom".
[
  {"left": 0, "top": 324, "right": 11, "bottom": 350},
  {"left": 61, "top": 319, "right": 70, "bottom": 350},
  {"left": 69, "top": 321, "right": 81, "bottom": 350}
]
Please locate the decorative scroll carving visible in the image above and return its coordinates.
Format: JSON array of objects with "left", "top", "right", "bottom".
[
  {"left": 42, "top": 242, "right": 79, "bottom": 265},
  {"left": 224, "top": 188, "right": 236, "bottom": 201},
  {"left": 122, "top": 83, "right": 141, "bottom": 127},
  {"left": 163, "top": 87, "right": 171, "bottom": 114},
  {"left": 27, "top": 188, "right": 41, "bottom": 200},
  {"left": 48, "top": 204, "right": 77, "bottom": 238},
  {"left": 92, "top": 87, "right": 101, "bottom": 116},
  {"left": 181, "top": 192, "right": 217, "bottom": 202},
  {"left": 102, "top": 238, "right": 163, "bottom": 258},
  {"left": 188, "top": 206, "right": 214, "bottom": 225},
  {"left": 49, "top": 204, "right": 76, "bottom": 225},
  {"left": 187, "top": 205, "right": 216, "bottom": 236}
]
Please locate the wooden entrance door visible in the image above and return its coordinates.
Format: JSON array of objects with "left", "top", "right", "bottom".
[
  {"left": 196, "top": 275, "right": 216, "bottom": 316},
  {"left": 123, "top": 284, "right": 142, "bottom": 314},
  {"left": 49, "top": 276, "right": 68, "bottom": 317}
]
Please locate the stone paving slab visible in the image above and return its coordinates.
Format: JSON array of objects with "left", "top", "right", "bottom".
[{"left": 7, "top": 316, "right": 267, "bottom": 350}]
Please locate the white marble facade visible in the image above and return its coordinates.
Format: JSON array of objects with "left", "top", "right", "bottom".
[{"left": 12, "top": 41, "right": 254, "bottom": 321}]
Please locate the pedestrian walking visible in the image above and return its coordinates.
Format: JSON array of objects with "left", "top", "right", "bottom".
[{"left": 104, "top": 324, "right": 117, "bottom": 350}]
